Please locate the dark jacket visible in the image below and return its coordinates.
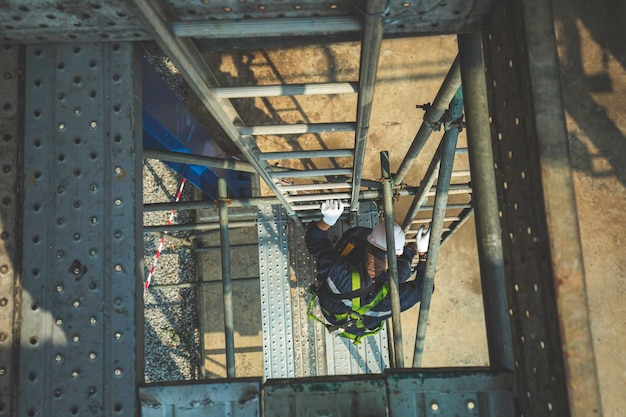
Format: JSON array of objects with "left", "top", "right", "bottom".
[{"left": 305, "top": 223, "right": 425, "bottom": 334}]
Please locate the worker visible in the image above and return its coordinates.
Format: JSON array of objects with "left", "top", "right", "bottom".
[{"left": 305, "top": 199, "right": 430, "bottom": 343}]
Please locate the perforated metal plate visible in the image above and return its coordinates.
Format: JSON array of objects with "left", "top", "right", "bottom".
[
  {"left": 0, "top": 43, "right": 22, "bottom": 417},
  {"left": 386, "top": 369, "right": 515, "bottom": 417},
  {"left": 140, "top": 379, "right": 261, "bottom": 417},
  {"left": 0, "top": 0, "right": 494, "bottom": 44},
  {"left": 287, "top": 220, "right": 327, "bottom": 377},
  {"left": 257, "top": 204, "right": 295, "bottom": 379},
  {"left": 483, "top": 1, "right": 600, "bottom": 416},
  {"left": 19, "top": 43, "right": 142, "bottom": 417},
  {"left": 263, "top": 375, "right": 387, "bottom": 417}
]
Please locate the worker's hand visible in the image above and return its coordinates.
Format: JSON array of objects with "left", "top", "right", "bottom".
[
  {"left": 417, "top": 225, "right": 431, "bottom": 253},
  {"left": 320, "top": 199, "right": 344, "bottom": 226}
]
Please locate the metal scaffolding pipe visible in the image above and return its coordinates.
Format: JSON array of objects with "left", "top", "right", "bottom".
[
  {"left": 279, "top": 182, "right": 352, "bottom": 192},
  {"left": 149, "top": 276, "right": 259, "bottom": 289},
  {"left": 459, "top": 32, "right": 513, "bottom": 369},
  {"left": 144, "top": 221, "right": 256, "bottom": 233},
  {"left": 394, "top": 56, "right": 462, "bottom": 185},
  {"left": 413, "top": 88, "right": 464, "bottom": 367},
  {"left": 381, "top": 151, "right": 404, "bottom": 367},
  {"left": 144, "top": 187, "right": 430, "bottom": 212},
  {"left": 211, "top": 82, "right": 359, "bottom": 98},
  {"left": 269, "top": 168, "right": 353, "bottom": 180},
  {"left": 258, "top": 149, "right": 354, "bottom": 161},
  {"left": 401, "top": 137, "right": 445, "bottom": 232},
  {"left": 238, "top": 122, "right": 355, "bottom": 136},
  {"left": 144, "top": 148, "right": 256, "bottom": 173},
  {"left": 350, "top": 0, "right": 386, "bottom": 211},
  {"left": 219, "top": 179, "right": 236, "bottom": 377}
]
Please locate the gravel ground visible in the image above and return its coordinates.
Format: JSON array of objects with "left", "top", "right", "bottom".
[
  {"left": 142, "top": 54, "right": 200, "bottom": 383},
  {"left": 143, "top": 158, "right": 200, "bottom": 383}
]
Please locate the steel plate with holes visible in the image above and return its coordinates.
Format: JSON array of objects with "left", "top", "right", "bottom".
[
  {"left": 0, "top": 43, "right": 21, "bottom": 417},
  {"left": 19, "top": 43, "right": 141, "bottom": 417},
  {"left": 264, "top": 374, "right": 387, "bottom": 417},
  {"left": 140, "top": 379, "right": 261, "bottom": 417},
  {"left": 257, "top": 204, "right": 295, "bottom": 379},
  {"left": 0, "top": 0, "right": 494, "bottom": 45},
  {"left": 482, "top": 1, "right": 601, "bottom": 416},
  {"left": 386, "top": 369, "right": 515, "bottom": 417},
  {"left": 287, "top": 220, "right": 327, "bottom": 377}
]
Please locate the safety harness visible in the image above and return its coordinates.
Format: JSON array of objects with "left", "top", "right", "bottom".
[{"left": 308, "top": 227, "right": 388, "bottom": 344}]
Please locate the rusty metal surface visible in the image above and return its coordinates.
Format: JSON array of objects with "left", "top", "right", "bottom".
[
  {"left": 0, "top": 43, "right": 22, "bottom": 417},
  {"left": 482, "top": 1, "right": 602, "bottom": 416},
  {"left": 140, "top": 379, "right": 262, "bottom": 417}
]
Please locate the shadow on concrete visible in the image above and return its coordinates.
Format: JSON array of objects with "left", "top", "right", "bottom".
[{"left": 554, "top": 0, "right": 626, "bottom": 187}]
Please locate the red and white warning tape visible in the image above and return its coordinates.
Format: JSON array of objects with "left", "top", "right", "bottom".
[{"left": 144, "top": 177, "right": 187, "bottom": 296}]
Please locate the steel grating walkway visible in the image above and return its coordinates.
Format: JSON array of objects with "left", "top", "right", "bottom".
[{"left": 257, "top": 203, "right": 388, "bottom": 379}]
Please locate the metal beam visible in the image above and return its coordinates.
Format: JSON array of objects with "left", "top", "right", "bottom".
[
  {"left": 459, "top": 32, "right": 513, "bottom": 370},
  {"left": 381, "top": 151, "right": 404, "bottom": 368},
  {"left": 218, "top": 179, "right": 236, "bottom": 378},
  {"left": 350, "top": 0, "right": 385, "bottom": 211}
]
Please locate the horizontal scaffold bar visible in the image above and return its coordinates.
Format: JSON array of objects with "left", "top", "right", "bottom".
[
  {"left": 144, "top": 148, "right": 257, "bottom": 173},
  {"left": 238, "top": 123, "right": 355, "bottom": 135},
  {"left": 258, "top": 149, "right": 354, "bottom": 160},
  {"left": 211, "top": 82, "right": 358, "bottom": 98},
  {"left": 269, "top": 168, "right": 353, "bottom": 179},
  {"left": 278, "top": 182, "right": 352, "bottom": 192}
]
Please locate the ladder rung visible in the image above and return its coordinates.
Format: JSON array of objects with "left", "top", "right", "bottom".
[
  {"left": 285, "top": 193, "right": 350, "bottom": 203},
  {"left": 292, "top": 204, "right": 325, "bottom": 211},
  {"left": 258, "top": 149, "right": 354, "bottom": 161},
  {"left": 211, "top": 82, "right": 359, "bottom": 98},
  {"left": 456, "top": 147, "right": 468, "bottom": 154},
  {"left": 238, "top": 123, "right": 355, "bottom": 136},
  {"left": 269, "top": 168, "right": 352, "bottom": 180},
  {"left": 278, "top": 182, "right": 352, "bottom": 192}
]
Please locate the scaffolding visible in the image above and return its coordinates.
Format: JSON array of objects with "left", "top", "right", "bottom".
[{"left": 0, "top": 1, "right": 602, "bottom": 416}]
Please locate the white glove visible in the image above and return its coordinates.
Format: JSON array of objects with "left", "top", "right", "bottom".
[
  {"left": 417, "top": 225, "right": 431, "bottom": 253},
  {"left": 320, "top": 200, "right": 344, "bottom": 226}
]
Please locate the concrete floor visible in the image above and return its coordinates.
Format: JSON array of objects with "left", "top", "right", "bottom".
[{"left": 198, "top": 1, "right": 625, "bottom": 415}]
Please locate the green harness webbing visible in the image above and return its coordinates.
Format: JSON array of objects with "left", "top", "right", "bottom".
[{"left": 308, "top": 265, "right": 388, "bottom": 344}]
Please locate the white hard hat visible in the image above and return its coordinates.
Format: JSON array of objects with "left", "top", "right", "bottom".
[{"left": 367, "top": 223, "right": 405, "bottom": 256}]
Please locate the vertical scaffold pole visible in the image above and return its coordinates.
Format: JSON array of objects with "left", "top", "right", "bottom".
[
  {"left": 413, "top": 89, "right": 464, "bottom": 367},
  {"left": 219, "top": 178, "right": 236, "bottom": 377},
  {"left": 459, "top": 33, "right": 514, "bottom": 370},
  {"left": 381, "top": 151, "right": 404, "bottom": 367}
]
